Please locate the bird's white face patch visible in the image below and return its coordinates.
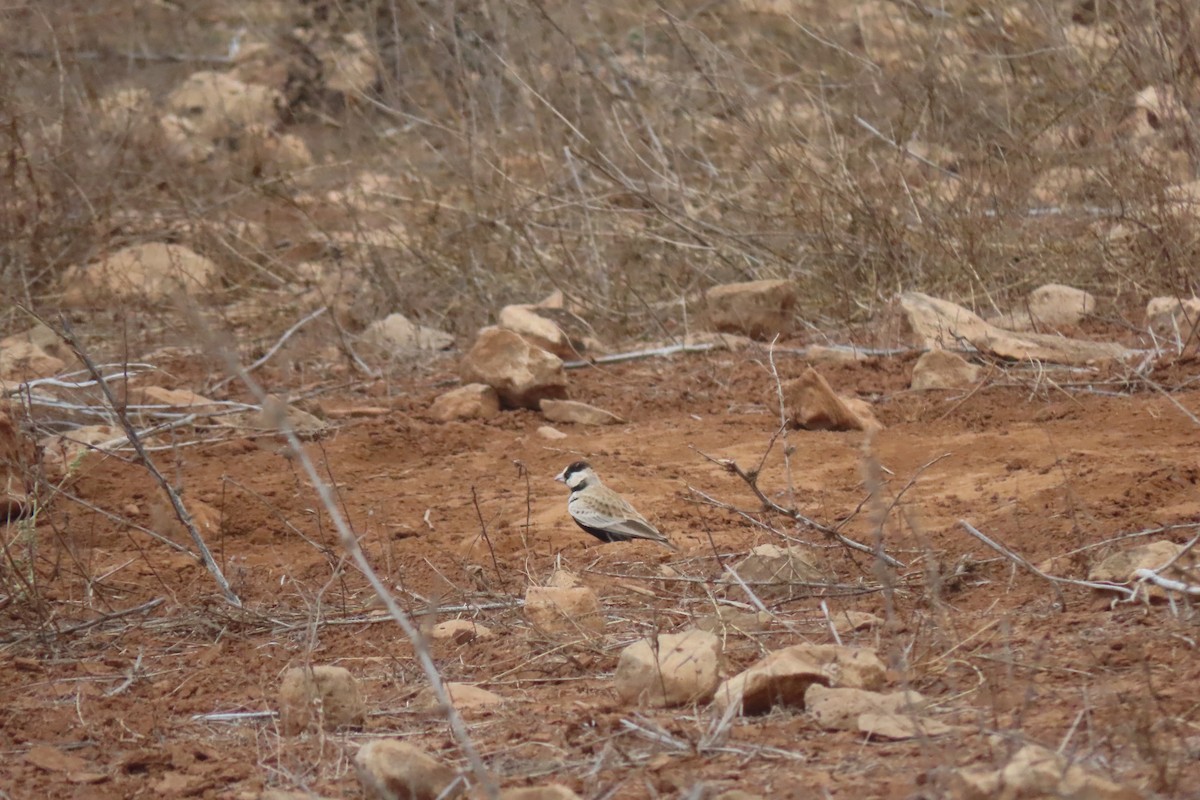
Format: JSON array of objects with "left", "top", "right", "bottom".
[{"left": 556, "top": 463, "right": 595, "bottom": 491}]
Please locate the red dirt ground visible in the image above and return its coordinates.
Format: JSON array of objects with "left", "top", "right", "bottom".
[{"left": 3, "top": 344, "right": 1200, "bottom": 798}]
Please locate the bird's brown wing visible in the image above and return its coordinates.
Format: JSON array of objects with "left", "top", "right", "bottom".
[{"left": 570, "top": 495, "right": 676, "bottom": 548}]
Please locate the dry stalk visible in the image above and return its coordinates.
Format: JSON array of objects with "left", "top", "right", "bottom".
[
  {"left": 957, "top": 520, "right": 1137, "bottom": 608},
  {"left": 56, "top": 317, "right": 242, "bottom": 607},
  {"left": 692, "top": 446, "right": 905, "bottom": 569},
  {"left": 197, "top": 321, "right": 499, "bottom": 797}
]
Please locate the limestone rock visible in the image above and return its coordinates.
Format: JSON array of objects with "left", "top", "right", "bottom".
[
  {"left": 781, "top": 368, "right": 881, "bottom": 432},
  {"left": 499, "top": 787, "right": 580, "bottom": 800},
  {"left": 414, "top": 682, "right": 503, "bottom": 712},
  {"left": 278, "top": 665, "right": 365, "bottom": 735},
  {"left": 546, "top": 569, "right": 583, "bottom": 589},
  {"left": 805, "top": 684, "right": 928, "bottom": 731},
  {"left": 431, "top": 385, "right": 500, "bottom": 422},
  {"left": 362, "top": 313, "right": 455, "bottom": 353},
  {"left": 316, "top": 32, "right": 380, "bottom": 98},
  {"left": 614, "top": 628, "right": 722, "bottom": 707},
  {"left": 947, "top": 744, "right": 1143, "bottom": 800},
  {"left": 713, "top": 647, "right": 829, "bottom": 715},
  {"left": 460, "top": 328, "right": 568, "bottom": 409},
  {"left": 1145, "top": 296, "right": 1200, "bottom": 337},
  {"left": 165, "top": 71, "right": 281, "bottom": 141},
  {"left": 911, "top": 349, "right": 981, "bottom": 391},
  {"left": 539, "top": 399, "right": 624, "bottom": 426},
  {"left": 354, "top": 740, "right": 461, "bottom": 800},
  {"left": 728, "top": 544, "right": 827, "bottom": 597},
  {"left": 705, "top": 279, "right": 797, "bottom": 339},
  {"left": 232, "top": 127, "right": 314, "bottom": 176},
  {"left": 0, "top": 340, "right": 65, "bottom": 384},
  {"left": 899, "top": 292, "right": 1131, "bottom": 365},
  {"left": 499, "top": 304, "right": 578, "bottom": 358},
  {"left": 38, "top": 425, "right": 123, "bottom": 481},
  {"left": 857, "top": 712, "right": 960, "bottom": 740},
  {"left": 536, "top": 425, "right": 568, "bottom": 440},
  {"left": 0, "top": 323, "right": 70, "bottom": 363},
  {"left": 62, "top": 243, "right": 219, "bottom": 305},
  {"left": 1090, "top": 540, "right": 1186, "bottom": 601},
  {"left": 431, "top": 620, "right": 494, "bottom": 643},
  {"left": 1090, "top": 540, "right": 1182, "bottom": 582},
  {"left": 789, "top": 644, "right": 887, "bottom": 690},
  {"left": 994, "top": 284, "right": 1096, "bottom": 331},
  {"left": 524, "top": 586, "right": 604, "bottom": 634}
]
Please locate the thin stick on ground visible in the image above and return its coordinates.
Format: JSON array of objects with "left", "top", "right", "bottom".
[
  {"left": 57, "top": 317, "right": 242, "bottom": 608},
  {"left": 957, "top": 520, "right": 1137, "bottom": 608},
  {"left": 693, "top": 446, "right": 905, "bottom": 568},
  {"left": 210, "top": 305, "right": 329, "bottom": 392},
  {"left": 195, "top": 317, "right": 499, "bottom": 797}
]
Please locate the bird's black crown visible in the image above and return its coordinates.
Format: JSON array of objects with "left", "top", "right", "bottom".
[{"left": 562, "top": 460, "right": 591, "bottom": 479}]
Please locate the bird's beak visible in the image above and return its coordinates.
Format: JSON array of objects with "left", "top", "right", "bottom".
[{"left": 554, "top": 472, "right": 565, "bottom": 483}]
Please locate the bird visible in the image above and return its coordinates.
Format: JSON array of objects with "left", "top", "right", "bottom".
[{"left": 554, "top": 461, "right": 677, "bottom": 549}]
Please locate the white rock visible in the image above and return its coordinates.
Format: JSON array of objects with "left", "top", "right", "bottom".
[
  {"left": 911, "top": 349, "right": 981, "bottom": 391},
  {"left": 354, "top": 740, "right": 461, "bottom": 800},
  {"left": 1090, "top": 540, "right": 1186, "bottom": 602},
  {"left": 1090, "top": 540, "right": 1182, "bottom": 583},
  {"left": 1000, "top": 745, "right": 1142, "bottom": 799},
  {"left": 788, "top": 644, "right": 887, "bottom": 690},
  {"left": 546, "top": 569, "right": 583, "bottom": 589},
  {"left": 524, "top": 586, "right": 604, "bottom": 634},
  {"left": 900, "top": 292, "right": 1130, "bottom": 365},
  {"left": 614, "top": 629, "right": 722, "bottom": 707},
  {"left": 459, "top": 328, "right": 567, "bottom": 409},
  {"left": 0, "top": 340, "right": 65, "bottom": 384},
  {"left": 713, "top": 647, "right": 829, "bottom": 715},
  {"left": 857, "top": 712, "right": 961, "bottom": 740},
  {"left": 1145, "top": 296, "right": 1200, "bottom": 336},
  {"left": 62, "top": 243, "right": 219, "bottom": 305},
  {"left": 782, "top": 367, "right": 881, "bottom": 432},
  {"left": 728, "top": 544, "right": 827, "bottom": 598},
  {"left": 536, "top": 425, "right": 568, "bottom": 440},
  {"left": 539, "top": 399, "right": 624, "bottom": 426},
  {"left": 499, "top": 304, "right": 578, "bottom": 358},
  {"left": 165, "top": 70, "right": 281, "bottom": 141},
  {"left": 362, "top": 313, "right": 455, "bottom": 353},
  {"left": 1027, "top": 284, "right": 1096, "bottom": 327},
  {"left": 805, "top": 684, "right": 928, "bottom": 731},
  {"left": 430, "top": 385, "right": 500, "bottom": 422},
  {"left": 430, "top": 620, "right": 494, "bottom": 643},
  {"left": 948, "top": 744, "right": 1143, "bottom": 800},
  {"left": 38, "top": 424, "right": 123, "bottom": 481},
  {"left": 317, "top": 32, "right": 380, "bottom": 97},
  {"left": 414, "top": 682, "right": 503, "bottom": 712},
  {"left": 705, "top": 279, "right": 797, "bottom": 339},
  {"left": 278, "top": 665, "right": 365, "bottom": 735}
]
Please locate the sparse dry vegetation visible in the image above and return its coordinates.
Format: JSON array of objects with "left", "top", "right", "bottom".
[{"left": 2, "top": 1, "right": 1200, "bottom": 798}]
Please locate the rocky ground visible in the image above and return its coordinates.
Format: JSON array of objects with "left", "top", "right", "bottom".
[
  {"left": 3, "top": 286, "right": 1200, "bottom": 798},
  {"left": 4, "top": 1, "right": 1200, "bottom": 798}
]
